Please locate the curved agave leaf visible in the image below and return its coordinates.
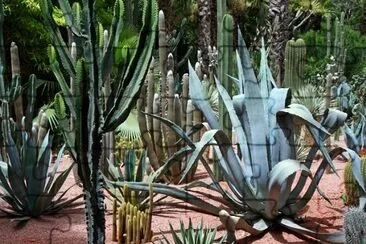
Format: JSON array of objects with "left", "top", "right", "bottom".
[
  {"left": 105, "top": 180, "right": 221, "bottom": 216},
  {"left": 266, "top": 159, "right": 311, "bottom": 219},
  {"left": 278, "top": 217, "right": 345, "bottom": 243},
  {"left": 281, "top": 147, "right": 357, "bottom": 215},
  {"left": 287, "top": 108, "right": 348, "bottom": 203}
]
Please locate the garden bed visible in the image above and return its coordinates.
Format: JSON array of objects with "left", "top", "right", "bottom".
[{"left": 0, "top": 152, "right": 348, "bottom": 243}]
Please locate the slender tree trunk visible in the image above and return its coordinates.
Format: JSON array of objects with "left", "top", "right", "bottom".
[
  {"left": 268, "top": 0, "right": 290, "bottom": 87},
  {"left": 197, "top": 0, "right": 212, "bottom": 72},
  {"left": 361, "top": 0, "right": 366, "bottom": 34}
]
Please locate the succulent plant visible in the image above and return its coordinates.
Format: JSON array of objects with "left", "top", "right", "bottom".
[
  {"left": 40, "top": 0, "right": 158, "bottom": 242},
  {"left": 161, "top": 218, "right": 225, "bottom": 244},
  {"left": 108, "top": 29, "right": 361, "bottom": 243},
  {"left": 284, "top": 38, "right": 306, "bottom": 91},
  {"left": 0, "top": 128, "right": 82, "bottom": 218}
]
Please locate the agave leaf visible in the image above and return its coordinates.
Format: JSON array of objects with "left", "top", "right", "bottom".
[
  {"left": 188, "top": 61, "right": 220, "bottom": 129},
  {"left": 44, "top": 144, "right": 66, "bottom": 192},
  {"left": 105, "top": 180, "right": 221, "bottom": 216},
  {"left": 135, "top": 149, "right": 147, "bottom": 182},
  {"left": 282, "top": 147, "right": 350, "bottom": 215},
  {"left": 178, "top": 130, "right": 222, "bottom": 184},
  {"left": 266, "top": 159, "right": 311, "bottom": 219},
  {"left": 214, "top": 78, "right": 252, "bottom": 179},
  {"left": 278, "top": 217, "right": 345, "bottom": 243},
  {"left": 143, "top": 112, "right": 195, "bottom": 148}
]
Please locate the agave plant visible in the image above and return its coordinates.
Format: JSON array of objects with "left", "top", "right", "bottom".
[
  {"left": 161, "top": 218, "right": 225, "bottom": 244},
  {"left": 0, "top": 130, "right": 82, "bottom": 218},
  {"left": 345, "top": 103, "right": 366, "bottom": 154},
  {"left": 106, "top": 29, "right": 364, "bottom": 243}
]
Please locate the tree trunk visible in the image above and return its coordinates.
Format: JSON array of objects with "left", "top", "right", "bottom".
[
  {"left": 197, "top": 0, "right": 212, "bottom": 72},
  {"left": 361, "top": 0, "right": 366, "bottom": 34},
  {"left": 268, "top": 0, "right": 290, "bottom": 87}
]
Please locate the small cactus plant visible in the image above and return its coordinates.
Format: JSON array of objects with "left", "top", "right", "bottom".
[{"left": 111, "top": 184, "right": 154, "bottom": 243}]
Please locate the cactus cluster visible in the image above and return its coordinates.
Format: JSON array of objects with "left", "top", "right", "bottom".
[
  {"left": 343, "top": 157, "right": 366, "bottom": 206},
  {"left": 112, "top": 184, "right": 153, "bottom": 243},
  {"left": 344, "top": 207, "right": 366, "bottom": 244},
  {"left": 284, "top": 38, "right": 306, "bottom": 91}
]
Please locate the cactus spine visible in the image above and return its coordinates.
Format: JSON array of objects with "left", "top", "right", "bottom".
[
  {"left": 112, "top": 184, "right": 153, "bottom": 243},
  {"left": 284, "top": 38, "right": 306, "bottom": 91},
  {"left": 344, "top": 157, "right": 366, "bottom": 206}
]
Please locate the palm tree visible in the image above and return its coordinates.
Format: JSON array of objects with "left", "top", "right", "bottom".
[{"left": 268, "top": 0, "right": 290, "bottom": 87}]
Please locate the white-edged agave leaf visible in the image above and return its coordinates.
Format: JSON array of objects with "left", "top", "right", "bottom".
[
  {"left": 105, "top": 180, "right": 221, "bottom": 216},
  {"left": 266, "top": 159, "right": 311, "bottom": 219},
  {"left": 188, "top": 61, "right": 220, "bottom": 129},
  {"left": 143, "top": 112, "right": 195, "bottom": 148},
  {"left": 214, "top": 78, "right": 252, "bottom": 179},
  {"left": 278, "top": 217, "right": 345, "bottom": 243},
  {"left": 281, "top": 147, "right": 348, "bottom": 215}
]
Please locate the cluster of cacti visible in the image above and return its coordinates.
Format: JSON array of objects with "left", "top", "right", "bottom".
[
  {"left": 326, "top": 12, "right": 347, "bottom": 74},
  {"left": 136, "top": 10, "right": 210, "bottom": 183},
  {"left": 343, "top": 157, "right": 366, "bottom": 206},
  {"left": 344, "top": 207, "right": 366, "bottom": 244},
  {"left": 111, "top": 184, "right": 153, "bottom": 243},
  {"left": 284, "top": 38, "right": 306, "bottom": 91}
]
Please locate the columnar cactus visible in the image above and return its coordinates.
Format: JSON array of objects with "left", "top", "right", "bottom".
[
  {"left": 284, "top": 38, "right": 306, "bottom": 91},
  {"left": 40, "top": 0, "right": 158, "bottom": 243},
  {"left": 137, "top": 54, "right": 201, "bottom": 183}
]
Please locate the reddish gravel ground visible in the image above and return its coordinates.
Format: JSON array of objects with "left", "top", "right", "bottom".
[{"left": 0, "top": 142, "right": 350, "bottom": 244}]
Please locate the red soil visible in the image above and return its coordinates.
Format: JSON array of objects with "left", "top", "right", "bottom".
[{"left": 0, "top": 146, "right": 350, "bottom": 243}]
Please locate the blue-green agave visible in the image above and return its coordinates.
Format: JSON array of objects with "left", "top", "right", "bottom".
[
  {"left": 0, "top": 132, "right": 82, "bottom": 218},
  {"left": 107, "top": 29, "right": 363, "bottom": 243}
]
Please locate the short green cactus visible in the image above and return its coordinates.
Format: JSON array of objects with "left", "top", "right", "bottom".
[
  {"left": 112, "top": 184, "right": 153, "bottom": 243},
  {"left": 344, "top": 157, "right": 366, "bottom": 206}
]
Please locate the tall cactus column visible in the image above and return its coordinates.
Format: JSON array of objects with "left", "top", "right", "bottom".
[
  {"left": 283, "top": 38, "right": 306, "bottom": 91},
  {"left": 10, "top": 42, "right": 24, "bottom": 128},
  {"left": 216, "top": 8, "right": 234, "bottom": 180}
]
